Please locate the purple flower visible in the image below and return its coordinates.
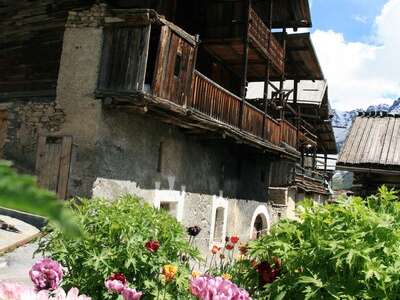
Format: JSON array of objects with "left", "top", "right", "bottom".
[
  {"left": 190, "top": 276, "right": 251, "bottom": 300},
  {"left": 29, "top": 258, "right": 64, "bottom": 291},
  {"left": 121, "top": 287, "right": 142, "bottom": 300}
]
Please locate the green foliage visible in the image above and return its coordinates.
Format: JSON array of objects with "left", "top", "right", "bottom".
[
  {"left": 37, "top": 196, "right": 200, "bottom": 300},
  {"left": 248, "top": 186, "right": 400, "bottom": 299},
  {"left": 0, "top": 161, "right": 80, "bottom": 235}
]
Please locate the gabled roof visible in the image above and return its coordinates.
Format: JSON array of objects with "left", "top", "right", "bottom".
[{"left": 337, "top": 114, "right": 400, "bottom": 172}]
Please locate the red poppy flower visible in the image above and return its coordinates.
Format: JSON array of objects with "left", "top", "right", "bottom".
[
  {"left": 230, "top": 236, "right": 239, "bottom": 244},
  {"left": 225, "top": 243, "right": 234, "bottom": 251},
  {"left": 145, "top": 240, "right": 160, "bottom": 253}
]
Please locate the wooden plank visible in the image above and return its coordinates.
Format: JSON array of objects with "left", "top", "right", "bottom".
[
  {"left": 365, "top": 118, "right": 386, "bottom": 164},
  {"left": 152, "top": 25, "right": 171, "bottom": 97},
  {"left": 388, "top": 118, "right": 400, "bottom": 166},
  {"left": 35, "top": 136, "right": 47, "bottom": 188},
  {"left": 379, "top": 118, "right": 395, "bottom": 165},
  {"left": 338, "top": 117, "right": 361, "bottom": 163},
  {"left": 57, "top": 136, "right": 72, "bottom": 199}
]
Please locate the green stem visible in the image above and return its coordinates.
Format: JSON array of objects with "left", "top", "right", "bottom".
[{"left": 162, "top": 283, "right": 168, "bottom": 300}]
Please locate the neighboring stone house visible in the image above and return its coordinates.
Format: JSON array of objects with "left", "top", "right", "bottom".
[{"left": 0, "top": 0, "right": 336, "bottom": 254}]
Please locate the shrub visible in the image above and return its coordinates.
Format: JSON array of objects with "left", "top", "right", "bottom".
[
  {"left": 37, "top": 196, "right": 200, "bottom": 300},
  {"left": 248, "top": 186, "right": 400, "bottom": 299}
]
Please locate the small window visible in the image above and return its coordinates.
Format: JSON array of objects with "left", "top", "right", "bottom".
[
  {"left": 213, "top": 207, "right": 225, "bottom": 242},
  {"left": 174, "top": 53, "right": 182, "bottom": 77}
]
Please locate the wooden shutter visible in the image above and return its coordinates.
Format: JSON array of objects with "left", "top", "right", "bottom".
[
  {"left": 98, "top": 25, "right": 151, "bottom": 92},
  {"left": 152, "top": 26, "right": 196, "bottom": 106}
]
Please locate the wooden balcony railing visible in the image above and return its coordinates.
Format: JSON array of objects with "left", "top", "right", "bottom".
[
  {"left": 299, "top": 125, "right": 318, "bottom": 147},
  {"left": 280, "top": 120, "right": 298, "bottom": 148},
  {"left": 191, "top": 71, "right": 241, "bottom": 127},
  {"left": 190, "top": 70, "right": 312, "bottom": 149},
  {"left": 242, "top": 102, "right": 264, "bottom": 139},
  {"left": 248, "top": 7, "right": 284, "bottom": 74}
]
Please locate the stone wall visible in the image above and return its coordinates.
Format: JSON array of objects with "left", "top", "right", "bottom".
[{"left": 4, "top": 100, "right": 65, "bottom": 172}]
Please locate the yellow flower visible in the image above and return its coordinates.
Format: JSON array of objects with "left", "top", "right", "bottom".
[
  {"left": 162, "top": 264, "right": 178, "bottom": 282},
  {"left": 191, "top": 271, "right": 201, "bottom": 278},
  {"left": 222, "top": 273, "right": 232, "bottom": 281}
]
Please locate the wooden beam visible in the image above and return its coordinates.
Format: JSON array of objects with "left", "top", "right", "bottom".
[{"left": 239, "top": 0, "right": 251, "bottom": 129}]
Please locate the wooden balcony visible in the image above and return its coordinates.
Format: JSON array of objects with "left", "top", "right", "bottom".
[
  {"left": 201, "top": 6, "right": 284, "bottom": 81},
  {"left": 95, "top": 10, "right": 314, "bottom": 157},
  {"left": 294, "top": 165, "right": 330, "bottom": 195},
  {"left": 190, "top": 70, "right": 309, "bottom": 150}
]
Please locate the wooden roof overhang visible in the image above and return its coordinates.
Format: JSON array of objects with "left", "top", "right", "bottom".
[
  {"left": 278, "top": 32, "right": 324, "bottom": 81},
  {"left": 202, "top": 37, "right": 283, "bottom": 82},
  {"left": 245, "top": 0, "right": 312, "bottom": 29},
  {"left": 337, "top": 115, "right": 400, "bottom": 173}
]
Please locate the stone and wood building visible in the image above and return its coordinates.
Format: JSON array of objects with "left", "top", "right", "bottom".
[
  {"left": 337, "top": 112, "right": 400, "bottom": 196},
  {"left": 0, "top": 0, "right": 336, "bottom": 252}
]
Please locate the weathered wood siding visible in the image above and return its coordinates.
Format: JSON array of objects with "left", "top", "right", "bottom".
[
  {"left": 98, "top": 26, "right": 151, "bottom": 92},
  {"left": 338, "top": 115, "right": 400, "bottom": 169},
  {"left": 0, "top": 0, "right": 94, "bottom": 98},
  {"left": 36, "top": 135, "right": 72, "bottom": 199},
  {"left": 153, "top": 26, "right": 196, "bottom": 106}
]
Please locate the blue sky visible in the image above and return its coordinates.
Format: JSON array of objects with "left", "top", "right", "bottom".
[
  {"left": 311, "top": 0, "right": 387, "bottom": 43},
  {"left": 249, "top": 0, "right": 400, "bottom": 110}
]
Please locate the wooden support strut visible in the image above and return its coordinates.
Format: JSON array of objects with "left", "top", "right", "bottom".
[
  {"left": 293, "top": 80, "right": 300, "bottom": 149},
  {"left": 239, "top": 0, "right": 251, "bottom": 129},
  {"left": 262, "top": 0, "right": 273, "bottom": 140}
]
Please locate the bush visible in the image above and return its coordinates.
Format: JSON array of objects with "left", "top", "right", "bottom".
[
  {"left": 37, "top": 196, "right": 199, "bottom": 300},
  {"left": 247, "top": 186, "right": 400, "bottom": 299}
]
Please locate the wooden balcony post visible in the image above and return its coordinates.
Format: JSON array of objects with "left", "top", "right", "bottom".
[
  {"left": 278, "top": 28, "right": 287, "bottom": 144},
  {"left": 312, "top": 147, "right": 317, "bottom": 171},
  {"left": 262, "top": 0, "right": 273, "bottom": 140},
  {"left": 293, "top": 80, "right": 300, "bottom": 149},
  {"left": 324, "top": 153, "right": 328, "bottom": 173},
  {"left": 239, "top": 0, "right": 251, "bottom": 129}
]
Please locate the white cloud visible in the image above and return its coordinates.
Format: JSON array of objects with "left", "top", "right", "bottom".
[
  {"left": 248, "top": 0, "right": 400, "bottom": 111},
  {"left": 312, "top": 0, "right": 400, "bottom": 110},
  {"left": 352, "top": 14, "right": 368, "bottom": 24}
]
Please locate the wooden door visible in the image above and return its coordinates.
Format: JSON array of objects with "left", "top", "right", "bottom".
[
  {"left": 0, "top": 110, "right": 7, "bottom": 158},
  {"left": 36, "top": 136, "right": 72, "bottom": 199},
  {"left": 152, "top": 26, "right": 196, "bottom": 106}
]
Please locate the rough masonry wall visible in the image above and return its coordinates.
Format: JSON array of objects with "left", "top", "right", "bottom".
[
  {"left": 95, "top": 108, "right": 269, "bottom": 201},
  {"left": 3, "top": 101, "right": 65, "bottom": 172},
  {"left": 55, "top": 25, "right": 103, "bottom": 197}
]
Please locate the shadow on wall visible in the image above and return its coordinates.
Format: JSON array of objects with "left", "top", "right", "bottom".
[{"left": 91, "top": 108, "right": 271, "bottom": 202}]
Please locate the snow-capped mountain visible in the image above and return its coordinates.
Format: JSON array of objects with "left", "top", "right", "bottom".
[{"left": 332, "top": 98, "right": 400, "bottom": 151}]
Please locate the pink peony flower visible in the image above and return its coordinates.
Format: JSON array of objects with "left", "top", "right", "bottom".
[
  {"left": 121, "top": 288, "right": 142, "bottom": 300},
  {"left": 190, "top": 276, "right": 209, "bottom": 298},
  {"left": 0, "top": 282, "right": 33, "bottom": 300},
  {"left": 29, "top": 258, "right": 64, "bottom": 291},
  {"left": 53, "top": 288, "right": 91, "bottom": 300},
  {"left": 105, "top": 273, "right": 127, "bottom": 294},
  {"left": 190, "top": 276, "right": 251, "bottom": 300},
  {"left": 0, "top": 282, "right": 90, "bottom": 300}
]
